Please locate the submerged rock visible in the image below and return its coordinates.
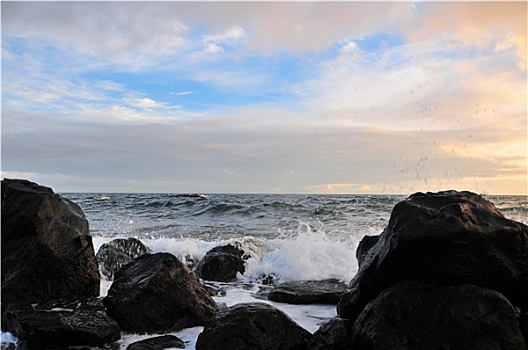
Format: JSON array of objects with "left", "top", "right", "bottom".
[
  {"left": 96, "top": 237, "right": 151, "bottom": 279},
  {"left": 195, "top": 302, "right": 311, "bottom": 350},
  {"left": 1, "top": 179, "right": 100, "bottom": 310},
  {"left": 127, "top": 335, "right": 185, "bottom": 350},
  {"left": 351, "top": 281, "right": 527, "bottom": 350},
  {"left": 2, "top": 298, "right": 120, "bottom": 349},
  {"left": 338, "top": 190, "right": 528, "bottom": 321},
  {"left": 194, "top": 244, "right": 246, "bottom": 282},
  {"left": 268, "top": 279, "right": 347, "bottom": 304},
  {"left": 103, "top": 252, "right": 218, "bottom": 333}
]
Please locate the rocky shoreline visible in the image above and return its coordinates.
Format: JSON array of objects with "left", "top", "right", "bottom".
[{"left": 2, "top": 178, "right": 527, "bottom": 349}]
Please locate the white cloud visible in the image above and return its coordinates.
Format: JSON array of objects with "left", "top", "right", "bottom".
[
  {"left": 172, "top": 91, "right": 194, "bottom": 96},
  {"left": 204, "top": 42, "right": 223, "bottom": 54},
  {"left": 203, "top": 25, "right": 248, "bottom": 45},
  {"left": 223, "top": 168, "right": 236, "bottom": 175},
  {"left": 123, "top": 97, "right": 181, "bottom": 112},
  {"left": 2, "top": 2, "right": 190, "bottom": 67},
  {"left": 95, "top": 80, "right": 126, "bottom": 92},
  {"left": 340, "top": 41, "right": 360, "bottom": 54}
]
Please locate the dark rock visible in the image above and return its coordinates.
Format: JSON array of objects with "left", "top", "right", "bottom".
[
  {"left": 96, "top": 237, "right": 151, "bottom": 279},
  {"left": 308, "top": 317, "right": 352, "bottom": 350},
  {"left": 351, "top": 281, "right": 528, "bottom": 350},
  {"left": 194, "top": 244, "right": 246, "bottom": 282},
  {"left": 194, "top": 253, "right": 244, "bottom": 282},
  {"left": 338, "top": 190, "right": 528, "bottom": 321},
  {"left": 183, "top": 254, "right": 196, "bottom": 269},
  {"left": 268, "top": 279, "right": 347, "bottom": 304},
  {"left": 127, "top": 335, "right": 185, "bottom": 350},
  {"left": 208, "top": 244, "right": 247, "bottom": 259},
  {"left": 195, "top": 302, "right": 311, "bottom": 350},
  {"left": 1, "top": 298, "right": 120, "bottom": 349},
  {"left": 103, "top": 252, "right": 218, "bottom": 333},
  {"left": 254, "top": 273, "right": 278, "bottom": 286},
  {"left": 1, "top": 179, "right": 100, "bottom": 310},
  {"left": 520, "top": 312, "right": 528, "bottom": 344},
  {"left": 355, "top": 235, "right": 379, "bottom": 268}
]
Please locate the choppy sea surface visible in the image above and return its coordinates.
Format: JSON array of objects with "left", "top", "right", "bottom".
[{"left": 2, "top": 193, "right": 526, "bottom": 349}]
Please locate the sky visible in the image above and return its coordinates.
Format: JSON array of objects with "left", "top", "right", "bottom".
[{"left": 1, "top": 1, "right": 527, "bottom": 194}]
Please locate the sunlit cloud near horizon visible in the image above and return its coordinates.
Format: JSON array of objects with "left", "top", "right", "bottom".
[{"left": 1, "top": 2, "right": 526, "bottom": 195}]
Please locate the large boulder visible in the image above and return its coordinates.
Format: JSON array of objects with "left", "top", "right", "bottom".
[
  {"left": 338, "top": 190, "right": 528, "bottom": 321},
  {"left": 307, "top": 317, "right": 352, "bottom": 350},
  {"left": 268, "top": 279, "right": 347, "bottom": 304},
  {"left": 2, "top": 298, "right": 121, "bottom": 349},
  {"left": 194, "top": 244, "right": 246, "bottom": 282},
  {"left": 351, "top": 281, "right": 527, "bottom": 350},
  {"left": 103, "top": 252, "right": 218, "bottom": 333},
  {"left": 96, "top": 237, "right": 151, "bottom": 279},
  {"left": 1, "top": 179, "right": 100, "bottom": 310},
  {"left": 196, "top": 303, "right": 311, "bottom": 350}
]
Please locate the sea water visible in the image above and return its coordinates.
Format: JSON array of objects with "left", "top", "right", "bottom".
[{"left": 2, "top": 193, "right": 527, "bottom": 349}]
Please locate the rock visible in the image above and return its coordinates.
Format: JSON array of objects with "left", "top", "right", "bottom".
[
  {"left": 103, "top": 252, "right": 218, "bottom": 333},
  {"left": 351, "top": 281, "right": 528, "bottom": 350},
  {"left": 521, "top": 312, "right": 528, "bottom": 342},
  {"left": 307, "top": 317, "right": 352, "bottom": 350},
  {"left": 355, "top": 235, "right": 379, "bottom": 268},
  {"left": 1, "top": 179, "right": 100, "bottom": 310},
  {"left": 268, "top": 279, "right": 347, "bottom": 304},
  {"left": 127, "top": 335, "right": 185, "bottom": 350},
  {"left": 208, "top": 244, "right": 247, "bottom": 258},
  {"left": 1, "top": 298, "right": 120, "bottom": 349},
  {"left": 96, "top": 237, "right": 151, "bottom": 279},
  {"left": 338, "top": 190, "right": 528, "bottom": 321},
  {"left": 195, "top": 302, "right": 311, "bottom": 350},
  {"left": 194, "top": 244, "right": 246, "bottom": 282}
]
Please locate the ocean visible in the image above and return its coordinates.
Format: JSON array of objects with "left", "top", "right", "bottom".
[{"left": 2, "top": 193, "right": 527, "bottom": 349}]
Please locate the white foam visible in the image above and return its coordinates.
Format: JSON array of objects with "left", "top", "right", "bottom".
[{"left": 243, "top": 227, "right": 359, "bottom": 283}]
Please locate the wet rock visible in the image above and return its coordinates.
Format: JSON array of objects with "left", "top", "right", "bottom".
[
  {"left": 307, "top": 317, "right": 352, "bottom": 350},
  {"left": 351, "top": 281, "right": 528, "bottom": 350},
  {"left": 1, "top": 179, "right": 100, "bottom": 311},
  {"left": 127, "top": 335, "right": 185, "bottom": 350},
  {"left": 196, "top": 302, "right": 311, "bottom": 350},
  {"left": 268, "top": 279, "right": 347, "bottom": 304},
  {"left": 355, "top": 235, "right": 378, "bottom": 268},
  {"left": 208, "top": 244, "right": 247, "bottom": 258},
  {"left": 96, "top": 237, "right": 151, "bottom": 279},
  {"left": 1, "top": 298, "right": 120, "bottom": 349},
  {"left": 338, "top": 190, "right": 528, "bottom": 321},
  {"left": 103, "top": 253, "right": 218, "bottom": 333},
  {"left": 194, "top": 244, "right": 246, "bottom": 282}
]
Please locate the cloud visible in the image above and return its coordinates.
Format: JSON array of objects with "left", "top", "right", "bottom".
[
  {"left": 202, "top": 25, "right": 248, "bottom": 53},
  {"left": 95, "top": 81, "right": 126, "bottom": 92},
  {"left": 2, "top": 2, "right": 189, "bottom": 68},
  {"left": 399, "top": 2, "right": 527, "bottom": 71},
  {"left": 172, "top": 91, "right": 194, "bottom": 96},
  {"left": 340, "top": 41, "right": 360, "bottom": 54},
  {"left": 2, "top": 2, "right": 525, "bottom": 194},
  {"left": 123, "top": 97, "right": 181, "bottom": 112}
]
